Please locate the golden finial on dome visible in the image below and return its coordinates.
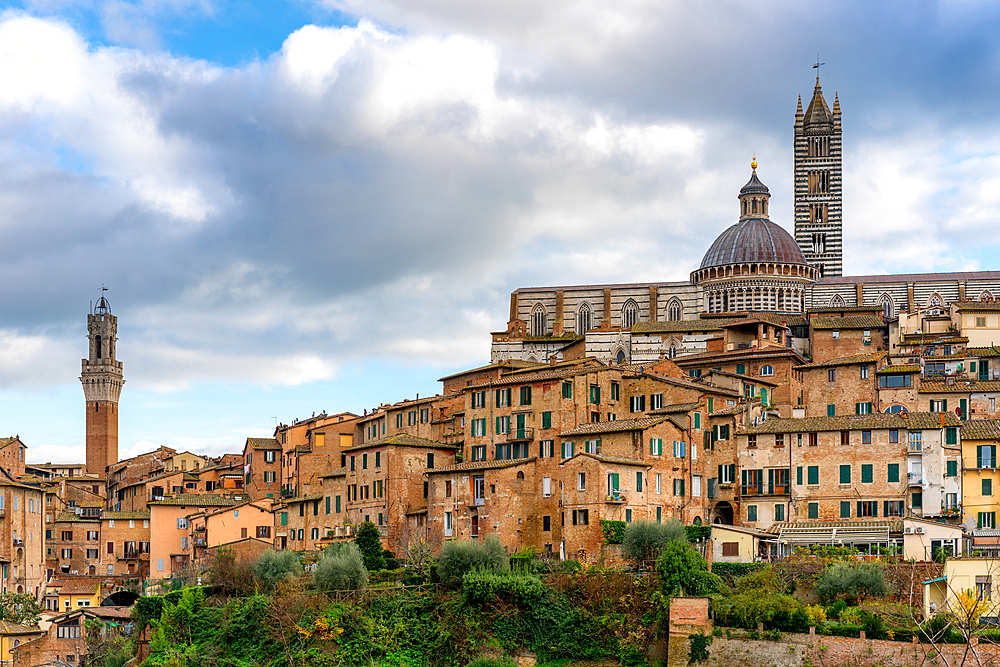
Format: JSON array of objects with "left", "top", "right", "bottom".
[{"left": 751, "top": 153, "right": 757, "bottom": 171}]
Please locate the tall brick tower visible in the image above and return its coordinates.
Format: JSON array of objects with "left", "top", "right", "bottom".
[
  {"left": 794, "top": 75, "right": 842, "bottom": 277},
  {"left": 80, "top": 291, "right": 124, "bottom": 474}
]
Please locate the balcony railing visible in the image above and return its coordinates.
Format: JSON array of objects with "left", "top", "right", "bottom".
[
  {"left": 606, "top": 491, "right": 627, "bottom": 504},
  {"left": 507, "top": 428, "right": 534, "bottom": 442},
  {"left": 968, "top": 458, "right": 998, "bottom": 470},
  {"left": 740, "top": 484, "right": 790, "bottom": 496},
  {"left": 909, "top": 473, "right": 923, "bottom": 485}
]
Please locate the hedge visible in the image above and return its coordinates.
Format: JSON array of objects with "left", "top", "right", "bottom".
[{"left": 685, "top": 525, "right": 711, "bottom": 542}]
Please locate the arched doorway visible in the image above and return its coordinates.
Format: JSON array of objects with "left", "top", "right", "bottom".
[
  {"left": 103, "top": 590, "right": 140, "bottom": 607},
  {"left": 712, "top": 501, "right": 734, "bottom": 525}
]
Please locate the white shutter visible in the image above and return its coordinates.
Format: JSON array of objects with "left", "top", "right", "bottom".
[{"left": 543, "top": 477, "right": 551, "bottom": 497}]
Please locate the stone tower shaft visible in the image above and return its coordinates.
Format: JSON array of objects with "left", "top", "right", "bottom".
[
  {"left": 80, "top": 295, "right": 123, "bottom": 473},
  {"left": 794, "top": 77, "right": 843, "bottom": 277}
]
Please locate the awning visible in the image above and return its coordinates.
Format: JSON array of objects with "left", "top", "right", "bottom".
[
  {"left": 777, "top": 524, "right": 891, "bottom": 545},
  {"left": 923, "top": 576, "right": 947, "bottom": 585}
]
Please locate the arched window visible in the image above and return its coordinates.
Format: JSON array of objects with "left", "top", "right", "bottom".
[
  {"left": 879, "top": 294, "right": 894, "bottom": 319},
  {"left": 616, "top": 350, "right": 627, "bottom": 365},
  {"left": 531, "top": 305, "right": 546, "bottom": 336},
  {"left": 667, "top": 299, "right": 682, "bottom": 322},
  {"left": 760, "top": 365, "right": 774, "bottom": 376},
  {"left": 622, "top": 300, "right": 638, "bottom": 328},
  {"left": 929, "top": 294, "right": 943, "bottom": 308},
  {"left": 981, "top": 291, "right": 994, "bottom": 303},
  {"left": 830, "top": 294, "right": 846, "bottom": 308},
  {"left": 94, "top": 335, "right": 102, "bottom": 359},
  {"left": 883, "top": 404, "right": 906, "bottom": 414},
  {"left": 516, "top": 471, "right": 525, "bottom": 480},
  {"left": 577, "top": 303, "right": 592, "bottom": 333}
]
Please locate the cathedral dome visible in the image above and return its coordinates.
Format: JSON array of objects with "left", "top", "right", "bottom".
[{"left": 700, "top": 217, "right": 807, "bottom": 268}]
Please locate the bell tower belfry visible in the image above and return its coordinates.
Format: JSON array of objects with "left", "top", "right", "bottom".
[
  {"left": 794, "top": 74, "right": 843, "bottom": 277},
  {"left": 80, "top": 291, "right": 124, "bottom": 474}
]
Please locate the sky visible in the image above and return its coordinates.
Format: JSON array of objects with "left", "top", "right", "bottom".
[{"left": 2, "top": 1, "right": 1000, "bottom": 463}]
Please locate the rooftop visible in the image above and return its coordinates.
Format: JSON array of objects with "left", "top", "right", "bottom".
[
  {"left": 560, "top": 417, "right": 667, "bottom": 436},
  {"left": 342, "top": 433, "right": 458, "bottom": 453},
  {"left": 148, "top": 494, "right": 243, "bottom": 507},
  {"left": 739, "top": 411, "right": 961, "bottom": 435},
  {"left": 795, "top": 352, "right": 885, "bottom": 370}
]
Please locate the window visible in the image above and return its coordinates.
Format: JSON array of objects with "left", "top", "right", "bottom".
[
  {"left": 840, "top": 501, "right": 851, "bottom": 518},
  {"left": 673, "top": 440, "right": 686, "bottom": 458},
  {"left": 610, "top": 382, "right": 620, "bottom": 401},
  {"left": 650, "top": 393, "right": 663, "bottom": 410},
  {"left": 888, "top": 463, "right": 899, "bottom": 483},
  {"left": 542, "top": 477, "right": 551, "bottom": 497},
  {"left": 540, "top": 440, "right": 554, "bottom": 457},
  {"left": 636, "top": 472, "right": 643, "bottom": 492},
  {"left": 980, "top": 512, "right": 997, "bottom": 529},
  {"left": 808, "top": 502, "right": 819, "bottom": 519},
  {"left": 692, "top": 476, "right": 701, "bottom": 497},
  {"left": 747, "top": 505, "right": 757, "bottom": 522},
  {"left": 946, "top": 427, "right": 958, "bottom": 445},
  {"left": 61, "top": 531, "right": 73, "bottom": 541},
  {"left": 61, "top": 548, "right": 72, "bottom": 559},
  {"left": 86, "top": 548, "right": 98, "bottom": 559},
  {"left": 176, "top": 518, "right": 188, "bottom": 529},
  {"left": 747, "top": 435, "right": 757, "bottom": 448},
  {"left": 667, "top": 300, "right": 682, "bottom": 322},
  {"left": 774, "top": 503, "right": 784, "bottom": 521},
  {"left": 622, "top": 300, "right": 638, "bottom": 328},
  {"left": 718, "top": 464, "right": 735, "bottom": 484},
  {"left": 577, "top": 473, "right": 586, "bottom": 490},
  {"left": 520, "top": 386, "right": 532, "bottom": 406},
  {"left": 879, "top": 374, "right": 912, "bottom": 388},
  {"left": 572, "top": 509, "right": 590, "bottom": 525},
  {"left": 562, "top": 381, "right": 572, "bottom": 399},
  {"left": 265, "top": 450, "right": 276, "bottom": 463},
  {"left": 673, "top": 479, "right": 685, "bottom": 496},
  {"left": 884, "top": 501, "right": 904, "bottom": 517},
  {"left": 590, "top": 385, "right": 601, "bottom": 405},
  {"left": 857, "top": 501, "right": 878, "bottom": 518},
  {"left": 840, "top": 431, "right": 849, "bottom": 446},
  {"left": 912, "top": 492, "right": 923, "bottom": 509},
  {"left": 650, "top": 438, "right": 663, "bottom": 455},
  {"left": 861, "top": 464, "right": 873, "bottom": 483},
  {"left": 760, "top": 365, "right": 774, "bottom": 376},
  {"left": 856, "top": 402, "right": 873, "bottom": 415},
  {"left": 861, "top": 365, "right": 869, "bottom": 379},
  {"left": 807, "top": 466, "right": 819, "bottom": 485},
  {"left": 656, "top": 473, "right": 662, "bottom": 494},
  {"left": 984, "top": 479, "right": 993, "bottom": 496},
  {"left": 947, "top": 460, "right": 958, "bottom": 477},
  {"left": 978, "top": 316, "right": 988, "bottom": 328},
  {"left": 542, "top": 515, "right": 551, "bottom": 531},
  {"left": 774, "top": 433, "right": 784, "bottom": 448},
  {"left": 839, "top": 465, "right": 851, "bottom": 484},
  {"left": 827, "top": 404, "right": 835, "bottom": 417},
  {"left": 889, "top": 430, "right": 899, "bottom": 444},
  {"left": 828, "top": 368, "right": 836, "bottom": 382},
  {"left": 909, "top": 431, "right": 922, "bottom": 452},
  {"left": 930, "top": 399, "right": 948, "bottom": 412},
  {"left": 577, "top": 303, "right": 592, "bottom": 333},
  {"left": 978, "top": 577, "right": 993, "bottom": 602},
  {"left": 561, "top": 442, "right": 575, "bottom": 458},
  {"left": 256, "top": 526, "right": 271, "bottom": 539},
  {"left": 630, "top": 395, "right": 646, "bottom": 412},
  {"left": 495, "top": 387, "right": 512, "bottom": 407},
  {"left": 722, "top": 542, "right": 739, "bottom": 557},
  {"left": 531, "top": 305, "right": 546, "bottom": 336}
]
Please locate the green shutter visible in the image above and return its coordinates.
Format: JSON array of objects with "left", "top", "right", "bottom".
[
  {"left": 708, "top": 398, "right": 714, "bottom": 413},
  {"left": 280, "top": 512, "right": 288, "bottom": 526},
  {"left": 808, "top": 502, "right": 818, "bottom": 519},
  {"left": 827, "top": 404, "right": 836, "bottom": 417},
  {"left": 960, "top": 399, "right": 967, "bottom": 420},
  {"left": 888, "top": 463, "right": 899, "bottom": 483},
  {"left": 808, "top": 466, "right": 819, "bottom": 485},
  {"left": 862, "top": 464, "right": 873, "bottom": 483},
  {"left": 947, "top": 460, "right": 958, "bottom": 477},
  {"left": 736, "top": 364, "right": 745, "bottom": 375},
  {"left": 694, "top": 412, "right": 701, "bottom": 429},
  {"left": 840, "top": 465, "right": 851, "bottom": 484},
  {"left": 611, "top": 473, "right": 619, "bottom": 491},
  {"left": 840, "top": 501, "right": 851, "bottom": 518},
  {"left": 542, "top": 412, "right": 552, "bottom": 429},
  {"left": 912, "top": 492, "right": 922, "bottom": 508},
  {"left": 796, "top": 466, "right": 803, "bottom": 485},
  {"left": 336, "top": 496, "right": 341, "bottom": 513},
  {"left": 636, "top": 472, "right": 643, "bottom": 492},
  {"left": 943, "top": 399, "right": 948, "bottom": 412}
]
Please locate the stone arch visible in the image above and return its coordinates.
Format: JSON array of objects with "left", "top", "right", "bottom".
[
  {"left": 879, "top": 293, "right": 895, "bottom": 319},
  {"left": 516, "top": 471, "right": 525, "bottom": 480},
  {"left": 830, "top": 294, "right": 846, "bottom": 308},
  {"left": 981, "top": 291, "right": 995, "bottom": 303},
  {"left": 621, "top": 299, "right": 639, "bottom": 328},
  {"left": 103, "top": 590, "right": 140, "bottom": 606},
  {"left": 530, "top": 304, "right": 546, "bottom": 336},
  {"left": 577, "top": 302, "right": 592, "bottom": 333},
  {"left": 928, "top": 293, "right": 943, "bottom": 308},
  {"left": 712, "top": 501, "right": 734, "bottom": 525},
  {"left": 666, "top": 298, "right": 682, "bottom": 322},
  {"left": 615, "top": 348, "right": 628, "bottom": 365},
  {"left": 664, "top": 337, "right": 680, "bottom": 359}
]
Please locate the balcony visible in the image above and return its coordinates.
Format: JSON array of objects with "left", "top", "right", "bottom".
[
  {"left": 909, "top": 473, "right": 923, "bottom": 486},
  {"left": 740, "top": 485, "right": 789, "bottom": 497},
  {"left": 194, "top": 538, "right": 206, "bottom": 547},
  {"left": 12, "top": 539, "right": 22, "bottom": 547},
  {"left": 605, "top": 491, "right": 627, "bottom": 504},
  {"left": 968, "top": 458, "right": 998, "bottom": 470},
  {"left": 506, "top": 428, "right": 534, "bottom": 442},
  {"left": 194, "top": 525, "right": 206, "bottom": 532}
]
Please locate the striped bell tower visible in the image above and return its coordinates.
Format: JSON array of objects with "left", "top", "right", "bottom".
[{"left": 794, "top": 75, "right": 843, "bottom": 277}]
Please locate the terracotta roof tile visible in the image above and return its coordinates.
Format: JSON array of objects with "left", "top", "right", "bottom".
[
  {"left": 342, "top": 433, "right": 458, "bottom": 453},
  {"left": 102, "top": 511, "right": 150, "bottom": 520},
  {"left": 962, "top": 420, "right": 1000, "bottom": 440},
  {"left": 818, "top": 270, "right": 1000, "bottom": 285},
  {"left": 810, "top": 316, "right": 885, "bottom": 330},
  {"left": 739, "top": 411, "right": 960, "bottom": 435},
  {"left": 766, "top": 519, "right": 903, "bottom": 534},
  {"left": 919, "top": 380, "right": 1000, "bottom": 394},
  {"left": 877, "top": 365, "right": 920, "bottom": 374},
  {"left": 148, "top": 494, "right": 242, "bottom": 507},
  {"left": 560, "top": 417, "right": 667, "bottom": 436},
  {"left": 795, "top": 352, "right": 885, "bottom": 370},
  {"left": 968, "top": 347, "right": 1000, "bottom": 358},
  {"left": 954, "top": 301, "right": 1000, "bottom": 312},
  {"left": 246, "top": 438, "right": 281, "bottom": 451},
  {"left": 562, "top": 453, "right": 648, "bottom": 466},
  {"left": 470, "top": 359, "right": 606, "bottom": 388},
  {"left": 57, "top": 578, "right": 100, "bottom": 595},
  {"left": 430, "top": 457, "right": 537, "bottom": 473},
  {"left": 648, "top": 402, "right": 701, "bottom": 415}
]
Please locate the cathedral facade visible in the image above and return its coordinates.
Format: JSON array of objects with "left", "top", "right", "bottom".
[{"left": 491, "top": 78, "right": 1000, "bottom": 366}]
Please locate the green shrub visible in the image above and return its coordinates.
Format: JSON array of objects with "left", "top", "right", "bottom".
[
  {"left": 623, "top": 520, "right": 685, "bottom": 565},
  {"left": 734, "top": 566, "right": 782, "bottom": 595},
  {"left": 826, "top": 600, "right": 848, "bottom": 620},
  {"left": 814, "top": 562, "right": 891, "bottom": 604},
  {"left": 657, "top": 541, "right": 727, "bottom": 596},
  {"left": 712, "top": 594, "right": 808, "bottom": 632},
  {"left": 711, "top": 562, "right": 765, "bottom": 585},
  {"left": 250, "top": 550, "right": 299, "bottom": 592},
  {"left": 315, "top": 542, "right": 368, "bottom": 591},
  {"left": 601, "top": 519, "right": 627, "bottom": 544},
  {"left": 437, "top": 535, "right": 509, "bottom": 586},
  {"left": 462, "top": 570, "right": 547, "bottom": 604},
  {"left": 684, "top": 525, "right": 711, "bottom": 543},
  {"left": 355, "top": 521, "right": 386, "bottom": 571},
  {"left": 466, "top": 658, "right": 516, "bottom": 667}
]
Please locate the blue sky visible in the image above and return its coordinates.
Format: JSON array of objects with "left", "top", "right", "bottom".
[{"left": 1, "top": 1, "right": 1000, "bottom": 462}]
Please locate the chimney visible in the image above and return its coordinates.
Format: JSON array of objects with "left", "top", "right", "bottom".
[
  {"left": 940, "top": 412, "right": 946, "bottom": 427},
  {"left": 549, "top": 355, "right": 558, "bottom": 366}
]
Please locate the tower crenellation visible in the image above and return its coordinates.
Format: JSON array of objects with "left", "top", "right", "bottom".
[
  {"left": 80, "top": 292, "right": 124, "bottom": 473},
  {"left": 794, "top": 75, "right": 843, "bottom": 277}
]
